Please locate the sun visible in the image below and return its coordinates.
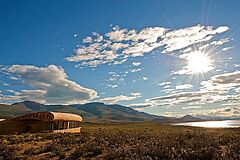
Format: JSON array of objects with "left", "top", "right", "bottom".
[{"left": 186, "top": 51, "right": 213, "bottom": 74}]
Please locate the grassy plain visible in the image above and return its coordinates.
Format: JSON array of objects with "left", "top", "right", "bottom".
[{"left": 0, "top": 122, "right": 240, "bottom": 160}]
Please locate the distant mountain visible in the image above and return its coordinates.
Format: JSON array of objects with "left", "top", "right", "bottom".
[
  {"left": 13, "top": 101, "right": 47, "bottom": 111},
  {"left": 171, "top": 115, "right": 201, "bottom": 122},
  {"left": 195, "top": 114, "right": 240, "bottom": 121},
  {"left": 0, "top": 101, "right": 200, "bottom": 122},
  {"left": 0, "top": 103, "right": 31, "bottom": 118}
]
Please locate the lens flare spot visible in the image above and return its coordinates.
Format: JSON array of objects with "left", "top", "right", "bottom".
[{"left": 186, "top": 51, "right": 213, "bottom": 74}]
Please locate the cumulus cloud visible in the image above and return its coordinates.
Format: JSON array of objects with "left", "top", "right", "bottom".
[
  {"left": 66, "top": 24, "right": 229, "bottom": 67},
  {"left": 1, "top": 65, "right": 97, "bottom": 104}
]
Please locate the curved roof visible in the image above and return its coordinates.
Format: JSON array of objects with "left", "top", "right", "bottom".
[{"left": 13, "top": 112, "right": 82, "bottom": 122}]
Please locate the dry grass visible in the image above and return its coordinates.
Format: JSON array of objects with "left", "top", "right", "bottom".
[{"left": 0, "top": 122, "right": 240, "bottom": 160}]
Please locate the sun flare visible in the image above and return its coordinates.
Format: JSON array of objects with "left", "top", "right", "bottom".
[{"left": 186, "top": 51, "right": 213, "bottom": 74}]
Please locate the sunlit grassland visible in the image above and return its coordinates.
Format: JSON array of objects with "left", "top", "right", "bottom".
[{"left": 1, "top": 122, "right": 240, "bottom": 160}]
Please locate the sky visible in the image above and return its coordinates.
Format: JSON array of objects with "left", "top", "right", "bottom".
[{"left": 1, "top": 0, "right": 240, "bottom": 117}]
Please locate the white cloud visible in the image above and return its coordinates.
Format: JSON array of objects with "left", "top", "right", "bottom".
[
  {"left": 66, "top": 24, "right": 229, "bottom": 67},
  {"left": 99, "top": 94, "right": 141, "bottom": 104},
  {"left": 163, "top": 85, "right": 171, "bottom": 89},
  {"left": 113, "top": 58, "right": 127, "bottom": 65},
  {"left": 234, "top": 64, "right": 240, "bottom": 68},
  {"left": 146, "top": 70, "right": 240, "bottom": 109},
  {"left": 191, "top": 106, "right": 240, "bottom": 118},
  {"left": 209, "top": 71, "right": 240, "bottom": 84},
  {"left": 200, "top": 71, "right": 240, "bottom": 94},
  {"left": 158, "top": 81, "right": 171, "bottom": 86},
  {"left": 161, "top": 25, "right": 229, "bottom": 53},
  {"left": 130, "top": 92, "right": 141, "bottom": 97},
  {"left": 0, "top": 81, "right": 9, "bottom": 86},
  {"left": 127, "top": 102, "right": 153, "bottom": 109},
  {"left": 6, "top": 89, "right": 15, "bottom": 93},
  {"left": 2, "top": 64, "right": 97, "bottom": 104},
  {"left": 176, "top": 84, "right": 193, "bottom": 90},
  {"left": 210, "top": 38, "right": 229, "bottom": 46},
  {"left": 132, "top": 62, "right": 141, "bottom": 67},
  {"left": 106, "top": 71, "right": 126, "bottom": 88},
  {"left": 141, "top": 76, "right": 148, "bottom": 80},
  {"left": 182, "top": 106, "right": 201, "bottom": 110},
  {"left": 0, "top": 93, "right": 22, "bottom": 104},
  {"left": 162, "top": 88, "right": 175, "bottom": 93},
  {"left": 214, "top": 26, "right": 229, "bottom": 33},
  {"left": 133, "top": 108, "right": 146, "bottom": 111},
  {"left": 82, "top": 36, "right": 93, "bottom": 43},
  {"left": 146, "top": 91, "right": 207, "bottom": 107},
  {"left": 130, "top": 68, "right": 142, "bottom": 73},
  {"left": 106, "top": 84, "right": 118, "bottom": 88},
  {"left": 235, "top": 87, "right": 240, "bottom": 93}
]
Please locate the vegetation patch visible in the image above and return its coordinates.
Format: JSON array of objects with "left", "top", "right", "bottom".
[{"left": 0, "top": 122, "right": 240, "bottom": 160}]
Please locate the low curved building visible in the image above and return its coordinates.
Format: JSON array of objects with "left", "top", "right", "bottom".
[{"left": 11, "top": 112, "right": 83, "bottom": 133}]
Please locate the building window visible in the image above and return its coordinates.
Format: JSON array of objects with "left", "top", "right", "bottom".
[
  {"left": 52, "top": 121, "right": 70, "bottom": 130},
  {"left": 69, "top": 121, "right": 80, "bottom": 129}
]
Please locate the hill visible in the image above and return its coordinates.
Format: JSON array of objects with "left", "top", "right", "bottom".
[
  {"left": 0, "top": 101, "right": 200, "bottom": 122},
  {"left": 0, "top": 103, "right": 31, "bottom": 119}
]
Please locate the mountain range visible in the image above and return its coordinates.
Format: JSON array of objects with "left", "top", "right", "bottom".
[{"left": 0, "top": 101, "right": 200, "bottom": 123}]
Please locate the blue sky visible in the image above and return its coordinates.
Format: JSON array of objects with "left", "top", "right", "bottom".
[{"left": 1, "top": 0, "right": 240, "bottom": 117}]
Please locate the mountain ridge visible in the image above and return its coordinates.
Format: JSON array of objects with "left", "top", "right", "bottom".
[{"left": 0, "top": 101, "right": 199, "bottom": 122}]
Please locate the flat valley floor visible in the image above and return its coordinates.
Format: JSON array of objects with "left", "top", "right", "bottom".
[{"left": 0, "top": 122, "right": 240, "bottom": 160}]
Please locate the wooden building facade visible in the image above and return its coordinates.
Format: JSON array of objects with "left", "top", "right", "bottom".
[{"left": 11, "top": 112, "right": 83, "bottom": 133}]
